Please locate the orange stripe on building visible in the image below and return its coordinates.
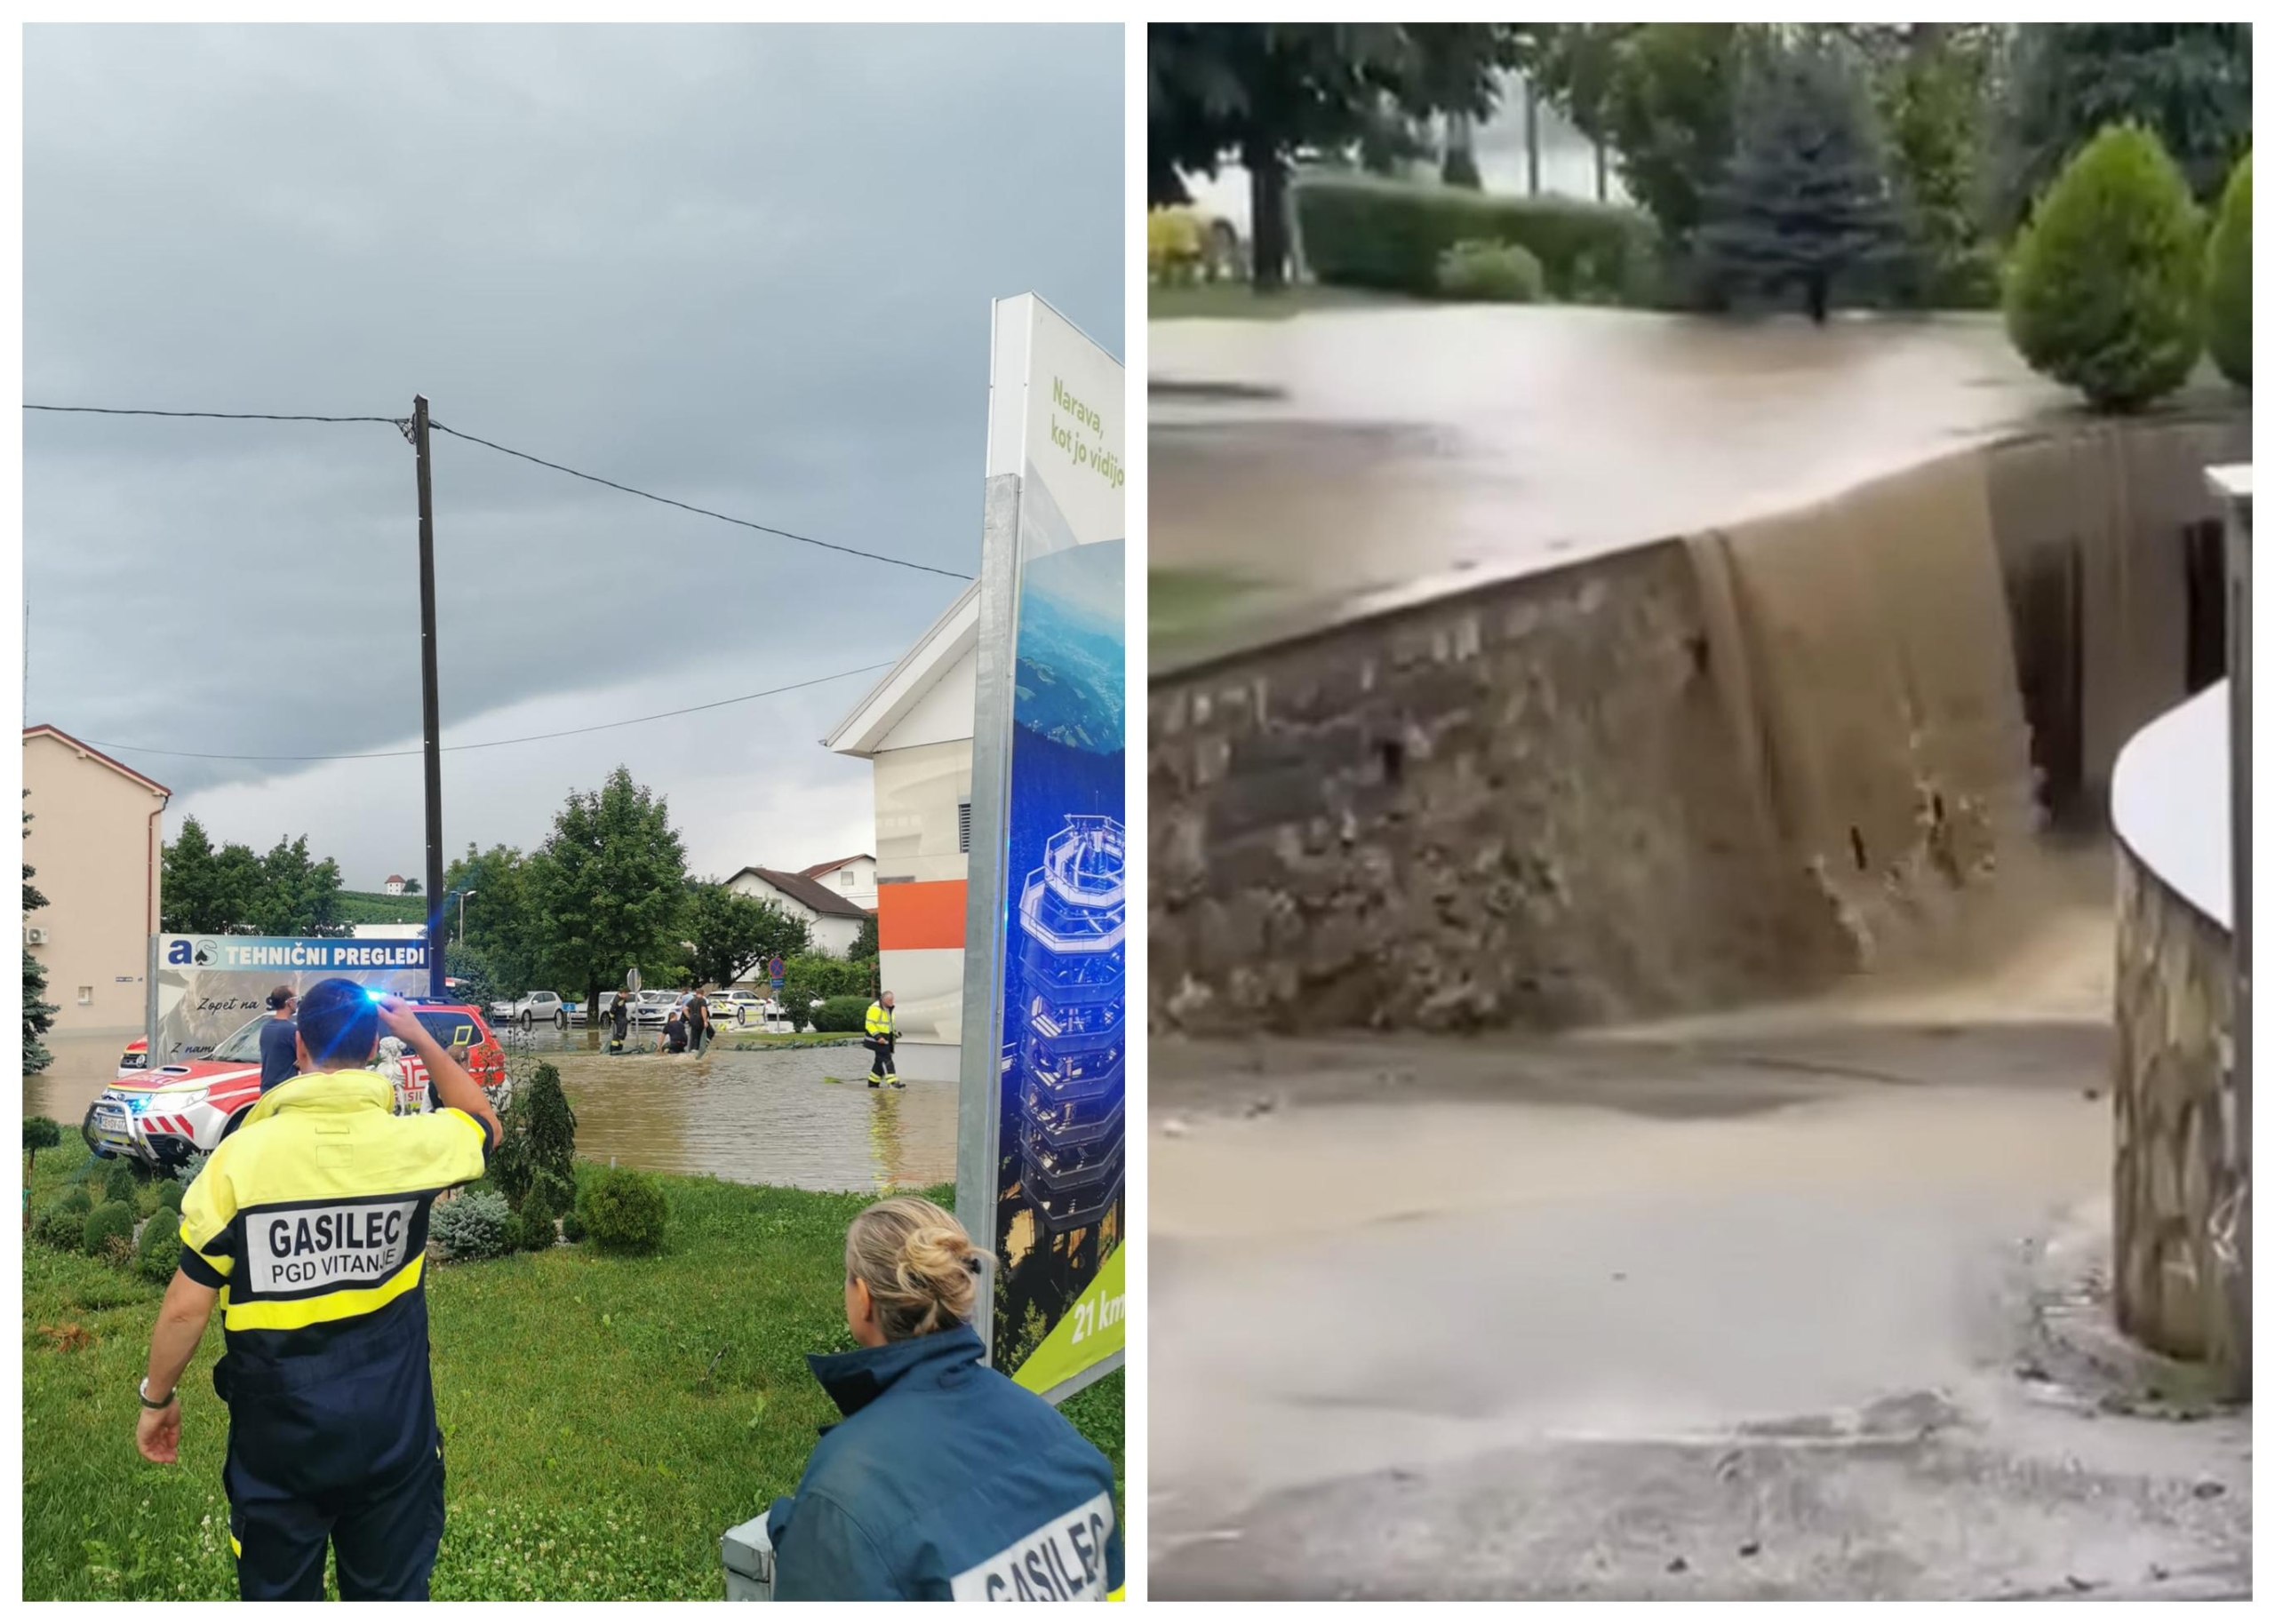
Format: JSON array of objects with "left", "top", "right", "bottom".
[{"left": 880, "top": 880, "right": 967, "bottom": 951}]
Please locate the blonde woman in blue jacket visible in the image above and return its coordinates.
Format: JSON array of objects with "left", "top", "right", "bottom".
[{"left": 768, "top": 1197, "right": 1122, "bottom": 1600}]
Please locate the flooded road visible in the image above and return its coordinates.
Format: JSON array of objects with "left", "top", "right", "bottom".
[
  {"left": 1150, "top": 307, "right": 2230, "bottom": 663},
  {"left": 25, "top": 1028, "right": 954, "bottom": 1194}
]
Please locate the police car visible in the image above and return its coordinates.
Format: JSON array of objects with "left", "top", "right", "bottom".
[{"left": 84, "top": 1000, "right": 507, "bottom": 1175}]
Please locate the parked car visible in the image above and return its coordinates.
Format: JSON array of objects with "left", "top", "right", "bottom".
[
  {"left": 578, "top": 991, "right": 624, "bottom": 1026},
  {"left": 84, "top": 1001, "right": 507, "bottom": 1175},
  {"left": 491, "top": 991, "right": 568, "bottom": 1028},
  {"left": 629, "top": 990, "right": 680, "bottom": 1025},
  {"left": 711, "top": 993, "right": 762, "bottom": 1027}
]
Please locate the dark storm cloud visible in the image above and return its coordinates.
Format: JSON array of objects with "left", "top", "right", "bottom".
[{"left": 24, "top": 22, "right": 1123, "bottom": 819}]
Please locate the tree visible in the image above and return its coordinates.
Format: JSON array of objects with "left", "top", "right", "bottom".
[
  {"left": 1513, "top": 24, "right": 1640, "bottom": 204},
  {"left": 1856, "top": 24, "right": 2000, "bottom": 306},
  {"left": 1998, "top": 25, "right": 2252, "bottom": 229},
  {"left": 401, "top": 877, "right": 422, "bottom": 896},
  {"left": 1592, "top": 23, "right": 1762, "bottom": 250},
  {"left": 1404, "top": 25, "right": 1524, "bottom": 190},
  {"left": 683, "top": 882, "right": 810, "bottom": 990},
  {"left": 160, "top": 816, "right": 262, "bottom": 934},
  {"left": 443, "top": 842, "right": 545, "bottom": 993},
  {"left": 850, "top": 911, "right": 880, "bottom": 963},
  {"left": 2004, "top": 123, "right": 2205, "bottom": 411},
  {"left": 23, "top": 799, "right": 55, "bottom": 1077},
  {"left": 524, "top": 768, "right": 690, "bottom": 1019},
  {"left": 250, "top": 836, "right": 347, "bottom": 937},
  {"left": 1148, "top": 24, "right": 1517, "bottom": 291},
  {"left": 1696, "top": 36, "right": 1904, "bottom": 322},
  {"left": 2205, "top": 152, "right": 2251, "bottom": 386}
]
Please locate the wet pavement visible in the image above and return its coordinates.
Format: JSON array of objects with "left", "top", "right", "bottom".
[
  {"left": 27, "top": 1026, "right": 954, "bottom": 1194},
  {"left": 1148, "top": 908, "right": 2253, "bottom": 1600},
  {"left": 1150, "top": 306, "right": 2231, "bottom": 665}
]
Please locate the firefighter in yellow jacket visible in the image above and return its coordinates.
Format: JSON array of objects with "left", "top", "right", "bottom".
[
  {"left": 133, "top": 979, "right": 503, "bottom": 1601},
  {"left": 864, "top": 991, "right": 901, "bottom": 1089}
]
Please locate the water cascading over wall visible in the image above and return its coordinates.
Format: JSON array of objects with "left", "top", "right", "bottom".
[{"left": 1149, "top": 412, "right": 2247, "bottom": 1034}]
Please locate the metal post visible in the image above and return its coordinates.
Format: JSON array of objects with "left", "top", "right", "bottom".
[
  {"left": 1525, "top": 81, "right": 1542, "bottom": 196},
  {"left": 954, "top": 472, "right": 1025, "bottom": 1368},
  {"left": 2214, "top": 466, "right": 2251, "bottom": 1374},
  {"left": 412, "top": 396, "right": 445, "bottom": 999}
]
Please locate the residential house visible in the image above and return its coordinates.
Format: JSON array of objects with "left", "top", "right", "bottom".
[
  {"left": 726, "top": 865, "right": 871, "bottom": 959},
  {"left": 381, "top": 874, "right": 408, "bottom": 896},
  {"left": 21, "top": 724, "right": 172, "bottom": 1037},
  {"left": 799, "top": 853, "right": 878, "bottom": 912},
  {"left": 822, "top": 581, "right": 976, "bottom": 1083}
]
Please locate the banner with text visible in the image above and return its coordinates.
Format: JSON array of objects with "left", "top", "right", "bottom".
[{"left": 148, "top": 935, "right": 429, "bottom": 1063}]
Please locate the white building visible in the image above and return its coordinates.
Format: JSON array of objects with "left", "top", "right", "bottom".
[
  {"left": 725, "top": 865, "right": 872, "bottom": 959},
  {"left": 823, "top": 581, "right": 978, "bottom": 1083},
  {"left": 381, "top": 874, "right": 407, "bottom": 896},
  {"left": 797, "top": 853, "right": 879, "bottom": 912}
]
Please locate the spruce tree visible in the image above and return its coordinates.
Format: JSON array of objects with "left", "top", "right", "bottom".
[
  {"left": 23, "top": 800, "right": 54, "bottom": 1077},
  {"left": 1697, "top": 37, "right": 1903, "bottom": 322}
]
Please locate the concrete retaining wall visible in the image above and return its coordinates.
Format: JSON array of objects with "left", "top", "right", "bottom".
[
  {"left": 1152, "top": 412, "right": 2247, "bottom": 1035},
  {"left": 2111, "top": 840, "right": 2246, "bottom": 1394}
]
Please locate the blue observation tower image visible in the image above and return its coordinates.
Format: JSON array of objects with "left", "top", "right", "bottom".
[{"left": 1005, "top": 813, "right": 1125, "bottom": 1233}]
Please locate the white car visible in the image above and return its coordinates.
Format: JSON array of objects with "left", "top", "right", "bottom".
[
  {"left": 711, "top": 994, "right": 763, "bottom": 1027},
  {"left": 491, "top": 991, "right": 568, "bottom": 1028},
  {"left": 629, "top": 991, "right": 680, "bottom": 1025}
]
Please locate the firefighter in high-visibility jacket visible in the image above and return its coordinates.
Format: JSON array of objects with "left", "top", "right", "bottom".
[
  {"left": 863, "top": 992, "right": 900, "bottom": 1089},
  {"left": 135, "top": 979, "right": 503, "bottom": 1602}
]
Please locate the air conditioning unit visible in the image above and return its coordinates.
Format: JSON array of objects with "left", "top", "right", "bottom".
[{"left": 25, "top": 925, "right": 48, "bottom": 946}]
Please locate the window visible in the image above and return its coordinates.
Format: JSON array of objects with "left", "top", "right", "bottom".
[
  {"left": 76, "top": 985, "right": 93, "bottom": 1006},
  {"left": 840, "top": 872, "right": 854, "bottom": 888},
  {"left": 959, "top": 799, "right": 972, "bottom": 854}
]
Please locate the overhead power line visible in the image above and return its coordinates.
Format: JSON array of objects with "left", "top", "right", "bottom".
[
  {"left": 427, "top": 420, "right": 974, "bottom": 581},
  {"left": 22, "top": 401, "right": 975, "bottom": 580},
  {"left": 24, "top": 403, "right": 403, "bottom": 425},
  {"left": 74, "top": 660, "right": 894, "bottom": 763}
]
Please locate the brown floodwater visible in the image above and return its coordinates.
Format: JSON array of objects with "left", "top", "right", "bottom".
[{"left": 24, "top": 1027, "right": 954, "bottom": 1194}]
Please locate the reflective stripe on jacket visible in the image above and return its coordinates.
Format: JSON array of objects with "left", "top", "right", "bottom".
[{"left": 766, "top": 1324, "right": 1122, "bottom": 1600}]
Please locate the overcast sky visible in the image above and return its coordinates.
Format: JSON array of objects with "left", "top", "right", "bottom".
[{"left": 24, "top": 23, "right": 1122, "bottom": 891}]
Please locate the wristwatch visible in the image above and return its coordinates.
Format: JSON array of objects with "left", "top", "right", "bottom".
[{"left": 138, "top": 1376, "right": 176, "bottom": 1409}]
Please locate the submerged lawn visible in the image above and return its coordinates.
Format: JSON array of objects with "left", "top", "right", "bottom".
[{"left": 21, "top": 1152, "right": 1122, "bottom": 1600}]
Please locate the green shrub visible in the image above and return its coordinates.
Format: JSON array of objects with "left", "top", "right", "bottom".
[
  {"left": 151, "top": 1179, "right": 185, "bottom": 1214},
  {"left": 492, "top": 1063, "right": 579, "bottom": 1209},
  {"left": 32, "top": 1202, "right": 85, "bottom": 1251},
  {"left": 136, "top": 1213, "right": 181, "bottom": 1283},
  {"left": 1297, "top": 175, "right": 1659, "bottom": 303},
  {"left": 578, "top": 1166, "right": 667, "bottom": 1255},
  {"left": 811, "top": 995, "right": 870, "bottom": 1034},
  {"left": 2005, "top": 123, "right": 2204, "bottom": 410},
  {"left": 83, "top": 1200, "right": 136, "bottom": 1261},
  {"left": 560, "top": 1206, "right": 587, "bottom": 1244},
  {"left": 2206, "top": 153, "right": 2251, "bottom": 386},
  {"left": 23, "top": 1116, "right": 62, "bottom": 1172},
  {"left": 515, "top": 1170, "right": 569, "bottom": 1252},
  {"left": 57, "top": 1184, "right": 93, "bottom": 1216},
  {"left": 1435, "top": 239, "right": 1546, "bottom": 303},
  {"left": 102, "top": 1160, "right": 138, "bottom": 1206},
  {"left": 178, "top": 1149, "right": 210, "bottom": 1191},
  {"left": 430, "top": 1189, "right": 515, "bottom": 1262}
]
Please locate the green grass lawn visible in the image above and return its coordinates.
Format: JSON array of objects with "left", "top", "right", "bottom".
[
  {"left": 1150, "top": 279, "right": 1406, "bottom": 321},
  {"left": 22, "top": 1150, "right": 1122, "bottom": 1600}
]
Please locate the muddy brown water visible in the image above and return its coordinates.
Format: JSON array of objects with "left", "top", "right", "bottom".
[{"left": 25, "top": 1027, "right": 954, "bottom": 1193}]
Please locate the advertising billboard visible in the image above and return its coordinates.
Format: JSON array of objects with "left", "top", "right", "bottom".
[
  {"left": 147, "top": 934, "right": 430, "bottom": 1063},
  {"left": 956, "top": 293, "right": 1125, "bottom": 1402}
]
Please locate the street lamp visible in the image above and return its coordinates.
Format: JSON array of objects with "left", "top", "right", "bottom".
[{"left": 458, "top": 890, "right": 477, "bottom": 944}]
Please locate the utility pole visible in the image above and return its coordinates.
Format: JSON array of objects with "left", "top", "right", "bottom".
[{"left": 411, "top": 396, "right": 446, "bottom": 999}]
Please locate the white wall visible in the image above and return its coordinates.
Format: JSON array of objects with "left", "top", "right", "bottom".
[{"left": 879, "top": 646, "right": 977, "bottom": 752}]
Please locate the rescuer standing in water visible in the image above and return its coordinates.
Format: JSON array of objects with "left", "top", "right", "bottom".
[
  {"left": 134, "top": 981, "right": 502, "bottom": 1601},
  {"left": 864, "top": 991, "right": 900, "bottom": 1088}
]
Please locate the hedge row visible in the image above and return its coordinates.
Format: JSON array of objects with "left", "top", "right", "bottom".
[{"left": 1296, "top": 175, "right": 1659, "bottom": 304}]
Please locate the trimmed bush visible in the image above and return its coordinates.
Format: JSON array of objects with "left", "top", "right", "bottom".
[
  {"left": 57, "top": 1184, "right": 93, "bottom": 1216},
  {"left": 2206, "top": 153, "right": 2251, "bottom": 386},
  {"left": 83, "top": 1200, "right": 136, "bottom": 1261},
  {"left": 515, "top": 1170, "right": 569, "bottom": 1253},
  {"left": 24, "top": 1116, "right": 62, "bottom": 1174},
  {"left": 579, "top": 1166, "right": 667, "bottom": 1255},
  {"left": 1436, "top": 239, "right": 1546, "bottom": 303},
  {"left": 102, "top": 1160, "right": 138, "bottom": 1206},
  {"left": 2005, "top": 123, "right": 2204, "bottom": 410},
  {"left": 1297, "top": 175, "right": 1659, "bottom": 303},
  {"left": 151, "top": 1179, "right": 185, "bottom": 1214},
  {"left": 560, "top": 1206, "right": 587, "bottom": 1244},
  {"left": 430, "top": 1189, "right": 514, "bottom": 1262},
  {"left": 136, "top": 1213, "right": 181, "bottom": 1283},
  {"left": 32, "top": 1203, "right": 84, "bottom": 1251},
  {"left": 811, "top": 996, "right": 870, "bottom": 1034}
]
